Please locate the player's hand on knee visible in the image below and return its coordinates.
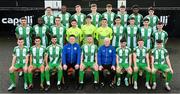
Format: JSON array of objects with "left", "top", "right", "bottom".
[
  {"left": 45, "top": 65, "right": 49, "bottom": 70},
  {"left": 134, "top": 66, "right": 138, "bottom": 72},
  {"left": 147, "top": 67, "right": 151, "bottom": 72},
  {"left": 75, "top": 64, "right": 79, "bottom": 70},
  {"left": 99, "top": 65, "right": 103, "bottom": 71},
  {"left": 111, "top": 65, "right": 115, "bottom": 71},
  {"left": 170, "top": 68, "right": 174, "bottom": 74},
  {"left": 29, "top": 64, "right": 33, "bottom": 69},
  {"left": 63, "top": 64, "right": 67, "bottom": 70}
]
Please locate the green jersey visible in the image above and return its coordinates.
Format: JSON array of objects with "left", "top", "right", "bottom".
[
  {"left": 33, "top": 24, "right": 49, "bottom": 48},
  {"left": 151, "top": 47, "right": 168, "bottom": 65},
  {"left": 134, "top": 46, "right": 148, "bottom": 64},
  {"left": 13, "top": 46, "right": 29, "bottom": 64},
  {"left": 57, "top": 12, "right": 71, "bottom": 29},
  {"left": 46, "top": 44, "right": 62, "bottom": 64},
  {"left": 42, "top": 15, "right": 55, "bottom": 27},
  {"left": 15, "top": 25, "right": 33, "bottom": 48},
  {"left": 102, "top": 12, "right": 116, "bottom": 27},
  {"left": 50, "top": 25, "right": 66, "bottom": 47},
  {"left": 126, "top": 25, "right": 138, "bottom": 49},
  {"left": 71, "top": 13, "right": 86, "bottom": 28},
  {"left": 88, "top": 12, "right": 102, "bottom": 27},
  {"left": 81, "top": 24, "right": 96, "bottom": 44},
  {"left": 152, "top": 30, "right": 168, "bottom": 48},
  {"left": 96, "top": 26, "right": 113, "bottom": 46},
  {"left": 66, "top": 27, "right": 82, "bottom": 44},
  {"left": 116, "top": 46, "right": 131, "bottom": 64},
  {"left": 112, "top": 25, "right": 125, "bottom": 48},
  {"left": 30, "top": 45, "right": 46, "bottom": 64},
  {"left": 81, "top": 44, "right": 98, "bottom": 63},
  {"left": 144, "top": 15, "right": 159, "bottom": 32},
  {"left": 139, "top": 27, "right": 153, "bottom": 50},
  {"left": 129, "top": 13, "right": 143, "bottom": 27},
  {"left": 116, "top": 12, "right": 129, "bottom": 26}
]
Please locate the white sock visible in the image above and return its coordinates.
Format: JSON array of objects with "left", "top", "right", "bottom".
[
  {"left": 94, "top": 81, "right": 97, "bottom": 83},
  {"left": 57, "top": 81, "right": 61, "bottom": 85},
  {"left": 47, "top": 81, "right": 50, "bottom": 85}
]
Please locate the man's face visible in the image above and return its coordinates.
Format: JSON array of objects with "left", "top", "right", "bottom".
[
  {"left": 157, "top": 24, "right": 163, "bottom": 29},
  {"left": 115, "top": 18, "right": 121, "bottom": 24},
  {"left": 148, "top": 10, "right": 154, "bottom": 15},
  {"left": 121, "top": 42, "right": 126, "bottom": 47},
  {"left": 55, "top": 18, "right": 61, "bottom": 25},
  {"left": 143, "top": 21, "right": 149, "bottom": 26},
  {"left": 86, "top": 18, "right": 91, "bottom": 23},
  {"left": 106, "top": 7, "right": 112, "bottom": 11},
  {"left": 157, "top": 43, "right": 162, "bottom": 48},
  {"left": 35, "top": 39, "right": 41, "bottom": 45},
  {"left": 69, "top": 37, "right": 76, "bottom": 44},
  {"left": 51, "top": 38, "right": 57, "bottom": 44},
  {"left": 133, "top": 8, "right": 139, "bottom": 13},
  {"left": 75, "top": 6, "right": 81, "bottom": 12},
  {"left": 21, "top": 19, "right": 27, "bottom": 25},
  {"left": 87, "top": 37, "right": 93, "bottom": 44},
  {"left": 119, "top": 7, "right": 125, "bottom": 12},
  {"left": 129, "top": 19, "right": 135, "bottom": 25},
  {"left": 61, "top": 6, "right": 67, "bottom": 12},
  {"left": 91, "top": 6, "right": 97, "bottom": 12},
  {"left": 38, "top": 18, "right": 43, "bottom": 25},
  {"left": 101, "top": 20, "right": 107, "bottom": 26},
  {"left": 138, "top": 41, "right": 144, "bottom": 47},
  {"left": 17, "top": 40, "right": 24, "bottom": 46},
  {"left": 71, "top": 21, "right": 77, "bottom": 27},
  {"left": 46, "top": 8, "right": 52, "bottom": 15},
  {"left": 104, "top": 39, "right": 110, "bottom": 47}
]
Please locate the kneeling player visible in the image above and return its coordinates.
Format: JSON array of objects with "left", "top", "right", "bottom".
[
  {"left": 45, "top": 36, "right": 63, "bottom": 91},
  {"left": 78, "top": 35, "right": 99, "bottom": 90},
  {"left": 151, "top": 40, "right": 173, "bottom": 91},
  {"left": 133, "top": 39, "right": 151, "bottom": 90},
  {"left": 28, "top": 36, "right": 46, "bottom": 90},
  {"left": 8, "top": 38, "right": 29, "bottom": 91},
  {"left": 116, "top": 38, "right": 132, "bottom": 87}
]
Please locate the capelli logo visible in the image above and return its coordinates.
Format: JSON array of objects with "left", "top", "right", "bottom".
[{"left": 1, "top": 16, "right": 33, "bottom": 26}]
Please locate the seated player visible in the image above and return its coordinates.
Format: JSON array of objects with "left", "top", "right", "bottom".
[
  {"left": 8, "top": 38, "right": 29, "bottom": 91},
  {"left": 28, "top": 36, "right": 46, "bottom": 90},
  {"left": 44, "top": 36, "right": 63, "bottom": 91},
  {"left": 151, "top": 40, "right": 174, "bottom": 91}
]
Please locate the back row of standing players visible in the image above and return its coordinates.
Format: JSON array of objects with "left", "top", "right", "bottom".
[{"left": 15, "top": 4, "right": 167, "bottom": 50}]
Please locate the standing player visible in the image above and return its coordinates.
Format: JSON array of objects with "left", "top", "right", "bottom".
[
  {"left": 152, "top": 22, "right": 168, "bottom": 48},
  {"left": 98, "top": 38, "right": 116, "bottom": 88},
  {"left": 42, "top": 7, "right": 55, "bottom": 28},
  {"left": 78, "top": 35, "right": 99, "bottom": 90},
  {"left": 139, "top": 18, "right": 153, "bottom": 50},
  {"left": 112, "top": 17, "right": 125, "bottom": 49},
  {"left": 96, "top": 18, "right": 113, "bottom": 46},
  {"left": 151, "top": 40, "right": 173, "bottom": 91},
  {"left": 144, "top": 7, "right": 159, "bottom": 33},
  {"left": 81, "top": 16, "right": 96, "bottom": 44},
  {"left": 49, "top": 17, "right": 66, "bottom": 47},
  {"left": 126, "top": 17, "right": 138, "bottom": 50},
  {"left": 33, "top": 17, "right": 49, "bottom": 48},
  {"left": 15, "top": 17, "right": 33, "bottom": 49},
  {"left": 28, "top": 37, "right": 46, "bottom": 90},
  {"left": 62, "top": 35, "right": 81, "bottom": 89},
  {"left": 88, "top": 4, "right": 102, "bottom": 27},
  {"left": 116, "top": 38, "right": 132, "bottom": 87},
  {"left": 116, "top": 5, "right": 129, "bottom": 27},
  {"left": 58, "top": 5, "right": 71, "bottom": 29},
  {"left": 102, "top": 4, "right": 116, "bottom": 27},
  {"left": 44, "top": 36, "right": 63, "bottom": 91},
  {"left": 66, "top": 19, "right": 82, "bottom": 44},
  {"left": 133, "top": 39, "right": 151, "bottom": 90},
  {"left": 129, "top": 5, "right": 143, "bottom": 27},
  {"left": 71, "top": 5, "right": 86, "bottom": 28},
  {"left": 8, "top": 38, "right": 29, "bottom": 91}
]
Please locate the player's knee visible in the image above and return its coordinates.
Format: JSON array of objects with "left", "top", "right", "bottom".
[
  {"left": 9, "top": 67, "right": 14, "bottom": 73},
  {"left": 94, "top": 66, "right": 98, "bottom": 71},
  {"left": 80, "top": 65, "right": 84, "bottom": 71},
  {"left": 23, "top": 67, "right": 28, "bottom": 73}
]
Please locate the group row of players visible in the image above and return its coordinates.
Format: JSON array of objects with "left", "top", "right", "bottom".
[{"left": 8, "top": 4, "right": 173, "bottom": 92}]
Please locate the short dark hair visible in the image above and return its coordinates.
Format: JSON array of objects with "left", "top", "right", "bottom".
[
  {"left": 86, "top": 34, "right": 93, "bottom": 38},
  {"left": 132, "top": 5, "right": 139, "bottom": 9},
  {"left": 106, "top": 4, "right": 112, "bottom": 7},
  {"left": 71, "top": 19, "right": 77, "bottom": 22},
  {"left": 156, "top": 39, "right": 163, "bottom": 43},
  {"left": 138, "top": 38, "right": 143, "bottom": 41},
  {"left": 21, "top": 17, "right": 26, "bottom": 20},
  {"left": 91, "top": 4, "right": 97, "bottom": 7},
  {"left": 157, "top": 21, "right": 163, "bottom": 25},
  {"left": 55, "top": 16, "right": 61, "bottom": 20},
  {"left": 143, "top": 18, "right": 149, "bottom": 22},
  {"left": 129, "top": 17, "right": 135, "bottom": 20},
  {"left": 51, "top": 35, "right": 57, "bottom": 39},
  {"left": 148, "top": 7, "right": 155, "bottom": 11},
  {"left": 35, "top": 36, "right": 41, "bottom": 40},
  {"left": 86, "top": 15, "right": 92, "bottom": 19},
  {"left": 120, "top": 5, "right": 126, "bottom": 8},
  {"left": 115, "top": 16, "right": 121, "bottom": 20},
  {"left": 45, "top": 7, "right": 52, "bottom": 10},
  {"left": 69, "top": 35, "right": 76, "bottom": 38},
  {"left": 18, "top": 37, "right": 24, "bottom": 41},
  {"left": 120, "top": 38, "right": 126, "bottom": 43},
  {"left": 102, "top": 18, "right": 107, "bottom": 21}
]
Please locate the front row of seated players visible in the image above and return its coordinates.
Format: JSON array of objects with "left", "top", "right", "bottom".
[{"left": 8, "top": 35, "right": 173, "bottom": 91}]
